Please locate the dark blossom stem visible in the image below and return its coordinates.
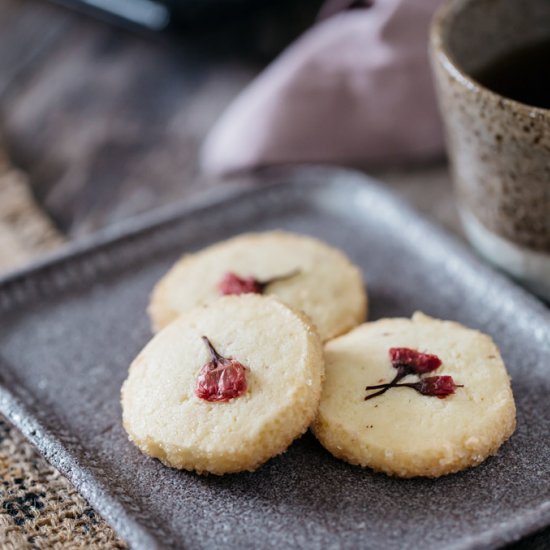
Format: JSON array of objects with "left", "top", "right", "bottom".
[
  {"left": 363, "top": 383, "right": 392, "bottom": 390},
  {"left": 364, "top": 367, "right": 407, "bottom": 401},
  {"left": 202, "top": 336, "right": 223, "bottom": 363},
  {"left": 363, "top": 387, "right": 392, "bottom": 401},
  {"left": 366, "top": 375, "right": 463, "bottom": 401},
  {"left": 259, "top": 269, "right": 301, "bottom": 289}
]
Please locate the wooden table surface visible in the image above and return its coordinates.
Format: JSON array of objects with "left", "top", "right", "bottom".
[
  {"left": 0, "top": 0, "right": 547, "bottom": 548},
  {"left": 0, "top": 0, "right": 324, "bottom": 235}
]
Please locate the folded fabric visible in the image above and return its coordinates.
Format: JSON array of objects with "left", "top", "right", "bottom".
[{"left": 201, "top": 0, "right": 443, "bottom": 175}]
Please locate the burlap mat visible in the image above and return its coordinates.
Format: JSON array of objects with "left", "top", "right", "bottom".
[{"left": 0, "top": 151, "right": 126, "bottom": 548}]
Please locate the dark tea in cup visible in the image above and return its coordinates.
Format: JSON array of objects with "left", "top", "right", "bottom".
[{"left": 474, "top": 38, "right": 550, "bottom": 110}]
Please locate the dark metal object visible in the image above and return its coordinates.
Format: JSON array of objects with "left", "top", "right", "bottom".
[
  {"left": 48, "top": 0, "right": 282, "bottom": 31},
  {"left": 46, "top": 0, "right": 320, "bottom": 44},
  {"left": 0, "top": 168, "right": 548, "bottom": 549}
]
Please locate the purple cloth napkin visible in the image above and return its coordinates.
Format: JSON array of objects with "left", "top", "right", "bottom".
[{"left": 200, "top": 0, "right": 443, "bottom": 175}]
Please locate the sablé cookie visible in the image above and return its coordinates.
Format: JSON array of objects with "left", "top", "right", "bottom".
[
  {"left": 148, "top": 231, "right": 367, "bottom": 341},
  {"left": 312, "top": 312, "right": 516, "bottom": 478},
  {"left": 122, "top": 294, "right": 324, "bottom": 475}
]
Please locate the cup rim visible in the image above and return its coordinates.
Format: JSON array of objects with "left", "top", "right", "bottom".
[{"left": 430, "top": 0, "right": 550, "bottom": 117}]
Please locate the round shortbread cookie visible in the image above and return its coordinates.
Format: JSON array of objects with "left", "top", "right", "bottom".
[
  {"left": 122, "top": 295, "right": 324, "bottom": 475},
  {"left": 312, "top": 312, "right": 516, "bottom": 478},
  {"left": 148, "top": 231, "right": 367, "bottom": 341}
]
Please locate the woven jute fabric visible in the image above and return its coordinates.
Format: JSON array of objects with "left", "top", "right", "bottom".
[{"left": 0, "top": 151, "right": 127, "bottom": 548}]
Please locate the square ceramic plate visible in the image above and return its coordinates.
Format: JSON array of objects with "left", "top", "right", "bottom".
[{"left": 0, "top": 168, "right": 548, "bottom": 549}]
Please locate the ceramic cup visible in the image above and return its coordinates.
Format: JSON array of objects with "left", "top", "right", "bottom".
[{"left": 430, "top": 0, "right": 550, "bottom": 300}]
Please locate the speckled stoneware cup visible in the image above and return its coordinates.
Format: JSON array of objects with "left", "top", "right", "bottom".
[{"left": 430, "top": 0, "right": 550, "bottom": 300}]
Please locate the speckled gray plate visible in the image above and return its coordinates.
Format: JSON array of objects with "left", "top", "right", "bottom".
[{"left": 0, "top": 167, "right": 548, "bottom": 550}]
